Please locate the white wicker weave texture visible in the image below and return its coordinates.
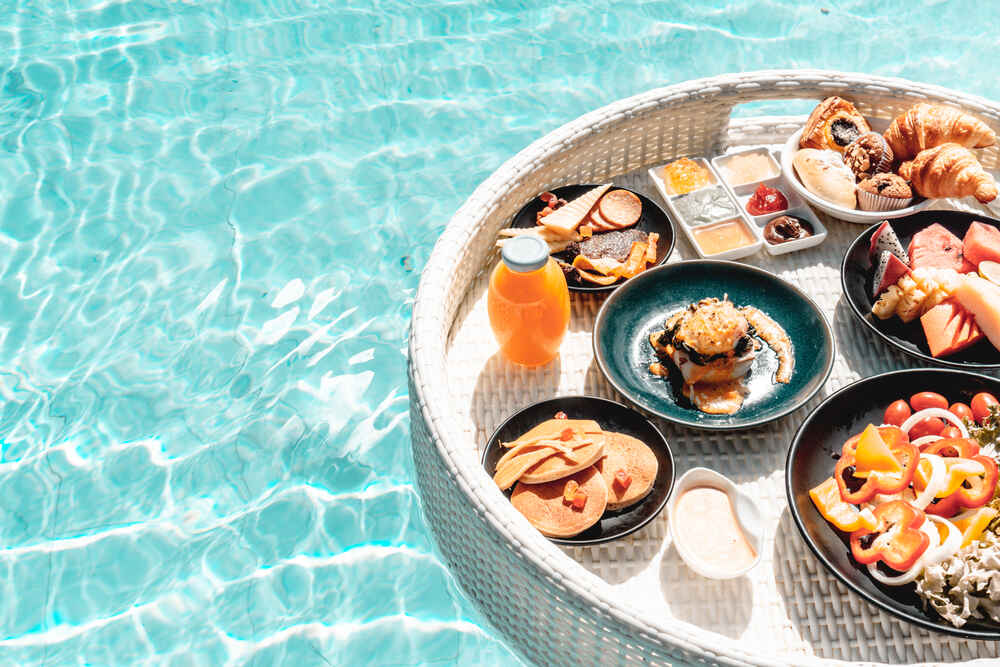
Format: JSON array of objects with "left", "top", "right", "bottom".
[{"left": 410, "top": 71, "right": 1000, "bottom": 666}]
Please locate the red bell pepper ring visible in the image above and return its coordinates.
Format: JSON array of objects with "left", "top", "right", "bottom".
[
  {"left": 923, "top": 437, "right": 980, "bottom": 458},
  {"left": 835, "top": 426, "right": 918, "bottom": 504},
  {"left": 922, "top": 437, "right": 997, "bottom": 512},
  {"left": 925, "top": 492, "right": 963, "bottom": 517},
  {"left": 850, "top": 500, "right": 930, "bottom": 571},
  {"left": 956, "top": 455, "right": 998, "bottom": 508}
]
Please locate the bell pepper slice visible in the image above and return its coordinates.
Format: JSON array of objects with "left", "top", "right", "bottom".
[
  {"left": 955, "top": 507, "right": 998, "bottom": 548},
  {"left": 836, "top": 426, "right": 917, "bottom": 504},
  {"left": 955, "top": 454, "right": 998, "bottom": 509},
  {"left": 853, "top": 425, "right": 903, "bottom": 476},
  {"left": 923, "top": 437, "right": 980, "bottom": 459},
  {"left": 936, "top": 458, "right": 987, "bottom": 498},
  {"left": 809, "top": 477, "right": 878, "bottom": 532},
  {"left": 925, "top": 491, "right": 963, "bottom": 518},
  {"left": 921, "top": 438, "right": 998, "bottom": 511},
  {"left": 850, "top": 500, "right": 930, "bottom": 571}
]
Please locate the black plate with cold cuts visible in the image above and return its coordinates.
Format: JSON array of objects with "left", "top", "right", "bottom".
[
  {"left": 509, "top": 184, "right": 676, "bottom": 293},
  {"left": 842, "top": 211, "right": 1000, "bottom": 369},
  {"left": 482, "top": 395, "right": 674, "bottom": 546}
]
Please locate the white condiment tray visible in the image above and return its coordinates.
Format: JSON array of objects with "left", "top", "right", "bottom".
[
  {"left": 648, "top": 159, "right": 762, "bottom": 261},
  {"left": 721, "top": 168, "right": 829, "bottom": 256},
  {"left": 667, "top": 467, "right": 765, "bottom": 580}
]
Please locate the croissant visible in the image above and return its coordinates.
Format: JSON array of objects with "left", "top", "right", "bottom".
[
  {"left": 884, "top": 103, "right": 996, "bottom": 162},
  {"left": 898, "top": 143, "right": 998, "bottom": 203}
]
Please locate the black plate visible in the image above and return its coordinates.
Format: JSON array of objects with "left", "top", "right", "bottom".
[
  {"left": 509, "top": 184, "right": 676, "bottom": 293},
  {"left": 482, "top": 396, "right": 674, "bottom": 545},
  {"left": 786, "top": 368, "right": 1000, "bottom": 638},
  {"left": 842, "top": 211, "right": 1000, "bottom": 369}
]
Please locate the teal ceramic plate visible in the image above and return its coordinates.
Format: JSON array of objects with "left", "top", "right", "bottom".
[{"left": 593, "top": 260, "right": 835, "bottom": 430}]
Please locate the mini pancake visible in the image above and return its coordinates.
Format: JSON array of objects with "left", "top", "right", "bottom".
[
  {"left": 595, "top": 432, "right": 658, "bottom": 510},
  {"left": 598, "top": 189, "right": 642, "bottom": 228},
  {"left": 518, "top": 434, "right": 605, "bottom": 484},
  {"left": 510, "top": 466, "right": 608, "bottom": 538}
]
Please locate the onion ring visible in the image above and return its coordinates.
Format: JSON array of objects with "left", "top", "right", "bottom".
[
  {"left": 901, "top": 408, "right": 968, "bottom": 438},
  {"left": 867, "top": 518, "right": 941, "bottom": 586},
  {"left": 912, "top": 453, "right": 946, "bottom": 510}
]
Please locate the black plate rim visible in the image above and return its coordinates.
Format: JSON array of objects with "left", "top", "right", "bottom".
[
  {"left": 509, "top": 184, "right": 677, "bottom": 293},
  {"left": 592, "top": 259, "right": 837, "bottom": 431},
  {"left": 785, "top": 367, "right": 1000, "bottom": 639},
  {"left": 840, "top": 213, "right": 1000, "bottom": 370},
  {"left": 481, "top": 394, "right": 675, "bottom": 546}
]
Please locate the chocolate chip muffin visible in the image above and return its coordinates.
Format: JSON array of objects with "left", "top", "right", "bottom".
[
  {"left": 857, "top": 172, "right": 913, "bottom": 211},
  {"left": 844, "top": 132, "right": 894, "bottom": 181}
]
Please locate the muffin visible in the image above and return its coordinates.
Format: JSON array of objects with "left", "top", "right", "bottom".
[
  {"left": 857, "top": 173, "right": 914, "bottom": 211},
  {"left": 843, "top": 132, "right": 894, "bottom": 181}
]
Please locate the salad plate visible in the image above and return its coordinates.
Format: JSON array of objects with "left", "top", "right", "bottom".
[
  {"left": 786, "top": 368, "right": 1000, "bottom": 638},
  {"left": 842, "top": 211, "right": 1000, "bottom": 369},
  {"left": 592, "top": 260, "right": 835, "bottom": 430},
  {"left": 481, "top": 395, "right": 675, "bottom": 545}
]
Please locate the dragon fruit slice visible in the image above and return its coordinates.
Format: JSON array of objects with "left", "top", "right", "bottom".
[
  {"left": 869, "top": 221, "right": 910, "bottom": 264},
  {"left": 872, "top": 250, "right": 911, "bottom": 299}
]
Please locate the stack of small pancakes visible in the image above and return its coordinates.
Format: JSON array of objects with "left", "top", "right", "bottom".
[{"left": 493, "top": 417, "right": 659, "bottom": 538}]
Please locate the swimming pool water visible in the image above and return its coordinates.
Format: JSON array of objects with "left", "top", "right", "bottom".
[{"left": 2, "top": 1, "right": 1000, "bottom": 664}]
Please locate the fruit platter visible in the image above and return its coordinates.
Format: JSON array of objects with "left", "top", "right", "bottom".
[
  {"left": 843, "top": 212, "right": 1000, "bottom": 368},
  {"left": 410, "top": 72, "right": 1000, "bottom": 666}
]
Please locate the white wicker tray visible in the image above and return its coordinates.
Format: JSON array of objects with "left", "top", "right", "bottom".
[{"left": 409, "top": 71, "right": 1000, "bottom": 666}]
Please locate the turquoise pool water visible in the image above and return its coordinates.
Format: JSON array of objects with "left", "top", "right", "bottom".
[{"left": 3, "top": 1, "right": 1000, "bottom": 664}]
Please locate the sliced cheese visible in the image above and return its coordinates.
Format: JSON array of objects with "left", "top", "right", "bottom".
[{"left": 538, "top": 184, "right": 612, "bottom": 237}]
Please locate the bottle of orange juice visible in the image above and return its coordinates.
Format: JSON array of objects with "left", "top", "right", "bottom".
[{"left": 488, "top": 236, "right": 570, "bottom": 366}]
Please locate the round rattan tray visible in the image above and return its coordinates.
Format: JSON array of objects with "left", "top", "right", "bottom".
[{"left": 408, "top": 70, "right": 1000, "bottom": 666}]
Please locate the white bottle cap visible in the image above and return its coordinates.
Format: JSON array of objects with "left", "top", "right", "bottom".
[{"left": 501, "top": 236, "right": 549, "bottom": 273}]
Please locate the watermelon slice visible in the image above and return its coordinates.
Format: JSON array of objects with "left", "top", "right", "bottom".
[
  {"left": 963, "top": 221, "right": 1000, "bottom": 267},
  {"left": 909, "top": 223, "right": 976, "bottom": 273},
  {"left": 920, "top": 300, "right": 984, "bottom": 358}
]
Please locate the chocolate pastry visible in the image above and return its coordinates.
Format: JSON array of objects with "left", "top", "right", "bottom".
[{"left": 800, "top": 97, "right": 872, "bottom": 154}]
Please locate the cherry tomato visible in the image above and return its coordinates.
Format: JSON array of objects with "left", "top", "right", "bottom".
[
  {"left": 883, "top": 399, "right": 912, "bottom": 427},
  {"left": 909, "top": 417, "right": 945, "bottom": 439},
  {"left": 949, "top": 402, "right": 974, "bottom": 423},
  {"left": 971, "top": 392, "right": 1000, "bottom": 424},
  {"left": 940, "top": 426, "right": 963, "bottom": 439},
  {"left": 910, "top": 392, "right": 949, "bottom": 412}
]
